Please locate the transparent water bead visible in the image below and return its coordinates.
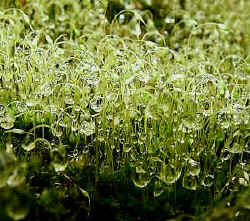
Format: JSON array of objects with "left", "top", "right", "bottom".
[
  {"left": 157, "top": 162, "right": 182, "bottom": 184},
  {"left": 239, "top": 177, "right": 248, "bottom": 187},
  {"left": 182, "top": 173, "right": 198, "bottom": 190},
  {"left": 202, "top": 174, "right": 214, "bottom": 187},
  {"left": 133, "top": 173, "right": 151, "bottom": 188},
  {"left": 136, "top": 165, "right": 146, "bottom": 174},
  {"left": 53, "top": 162, "right": 67, "bottom": 172},
  {"left": 123, "top": 143, "right": 132, "bottom": 153},
  {"left": 46, "top": 105, "right": 57, "bottom": 113},
  {"left": 0, "top": 115, "right": 15, "bottom": 129},
  {"left": 165, "top": 17, "right": 175, "bottom": 24},
  {"left": 22, "top": 142, "right": 36, "bottom": 151},
  {"left": 188, "top": 158, "right": 201, "bottom": 176},
  {"left": 229, "top": 143, "right": 244, "bottom": 154},
  {"left": 80, "top": 121, "right": 95, "bottom": 136},
  {"left": 6, "top": 201, "right": 29, "bottom": 221},
  {"left": 7, "top": 167, "right": 26, "bottom": 187},
  {"left": 153, "top": 180, "right": 164, "bottom": 198}
]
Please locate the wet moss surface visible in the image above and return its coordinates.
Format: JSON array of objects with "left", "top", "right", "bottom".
[{"left": 0, "top": 0, "right": 249, "bottom": 220}]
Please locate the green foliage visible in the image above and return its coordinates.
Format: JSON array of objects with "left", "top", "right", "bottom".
[{"left": 0, "top": 0, "right": 249, "bottom": 220}]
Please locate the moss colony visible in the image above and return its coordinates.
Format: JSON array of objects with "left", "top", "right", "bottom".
[{"left": 0, "top": 0, "right": 249, "bottom": 220}]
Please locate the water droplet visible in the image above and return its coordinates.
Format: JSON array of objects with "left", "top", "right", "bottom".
[
  {"left": 0, "top": 155, "right": 15, "bottom": 188},
  {"left": 153, "top": 180, "right": 164, "bottom": 197},
  {"left": 1, "top": 150, "right": 16, "bottom": 165},
  {"left": 170, "top": 74, "right": 185, "bottom": 82},
  {"left": 157, "top": 162, "right": 182, "bottom": 184},
  {"left": 133, "top": 173, "right": 151, "bottom": 188},
  {"left": 15, "top": 102, "right": 27, "bottom": 112},
  {"left": 244, "top": 171, "right": 249, "bottom": 182},
  {"left": 58, "top": 119, "right": 68, "bottom": 128},
  {"left": 53, "top": 162, "right": 67, "bottom": 172},
  {"left": 202, "top": 174, "right": 214, "bottom": 187},
  {"left": 119, "top": 14, "right": 125, "bottom": 24},
  {"left": 71, "top": 122, "right": 79, "bottom": 132},
  {"left": 113, "top": 117, "right": 120, "bottom": 126},
  {"left": 122, "top": 143, "right": 131, "bottom": 153},
  {"left": 46, "top": 105, "right": 57, "bottom": 113},
  {"left": 131, "top": 22, "right": 141, "bottom": 36},
  {"left": 0, "top": 171, "right": 9, "bottom": 188},
  {"left": 89, "top": 97, "right": 102, "bottom": 114},
  {"left": 239, "top": 177, "right": 248, "bottom": 187},
  {"left": 22, "top": 142, "right": 36, "bottom": 151},
  {"left": 188, "top": 138, "right": 194, "bottom": 145},
  {"left": 188, "top": 158, "right": 200, "bottom": 176},
  {"left": 79, "top": 121, "right": 95, "bottom": 136},
  {"left": 6, "top": 143, "right": 14, "bottom": 154},
  {"left": 221, "top": 121, "right": 230, "bottom": 129},
  {"left": 7, "top": 167, "right": 26, "bottom": 187},
  {"left": 0, "top": 152, "right": 16, "bottom": 187},
  {"left": 6, "top": 203, "right": 29, "bottom": 221},
  {"left": 165, "top": 17, "right": 175, "bottom": 24},
  {"left": 182, "top": 173, "right": 198, "bottom": 190},
  {"left": 136, "top": 165, "right": 146, "bottom": 174},
  {"left": 229, "top": 143, "right": 244, "bottom": 153},
  {"left": 26, "top": 100, "right": 38, "bottom": 107},
  {"left": 221, "top": 150, "right": 231, "bottom": 162},
  {"left": 0, "top": 115, "right": 15, "bottom": 129},
  {"left": 52, "top": 127, "right": 62, "bottom": 137},
  {"left": 64, "top": 97, "right": 74, "bottom": 105}
]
